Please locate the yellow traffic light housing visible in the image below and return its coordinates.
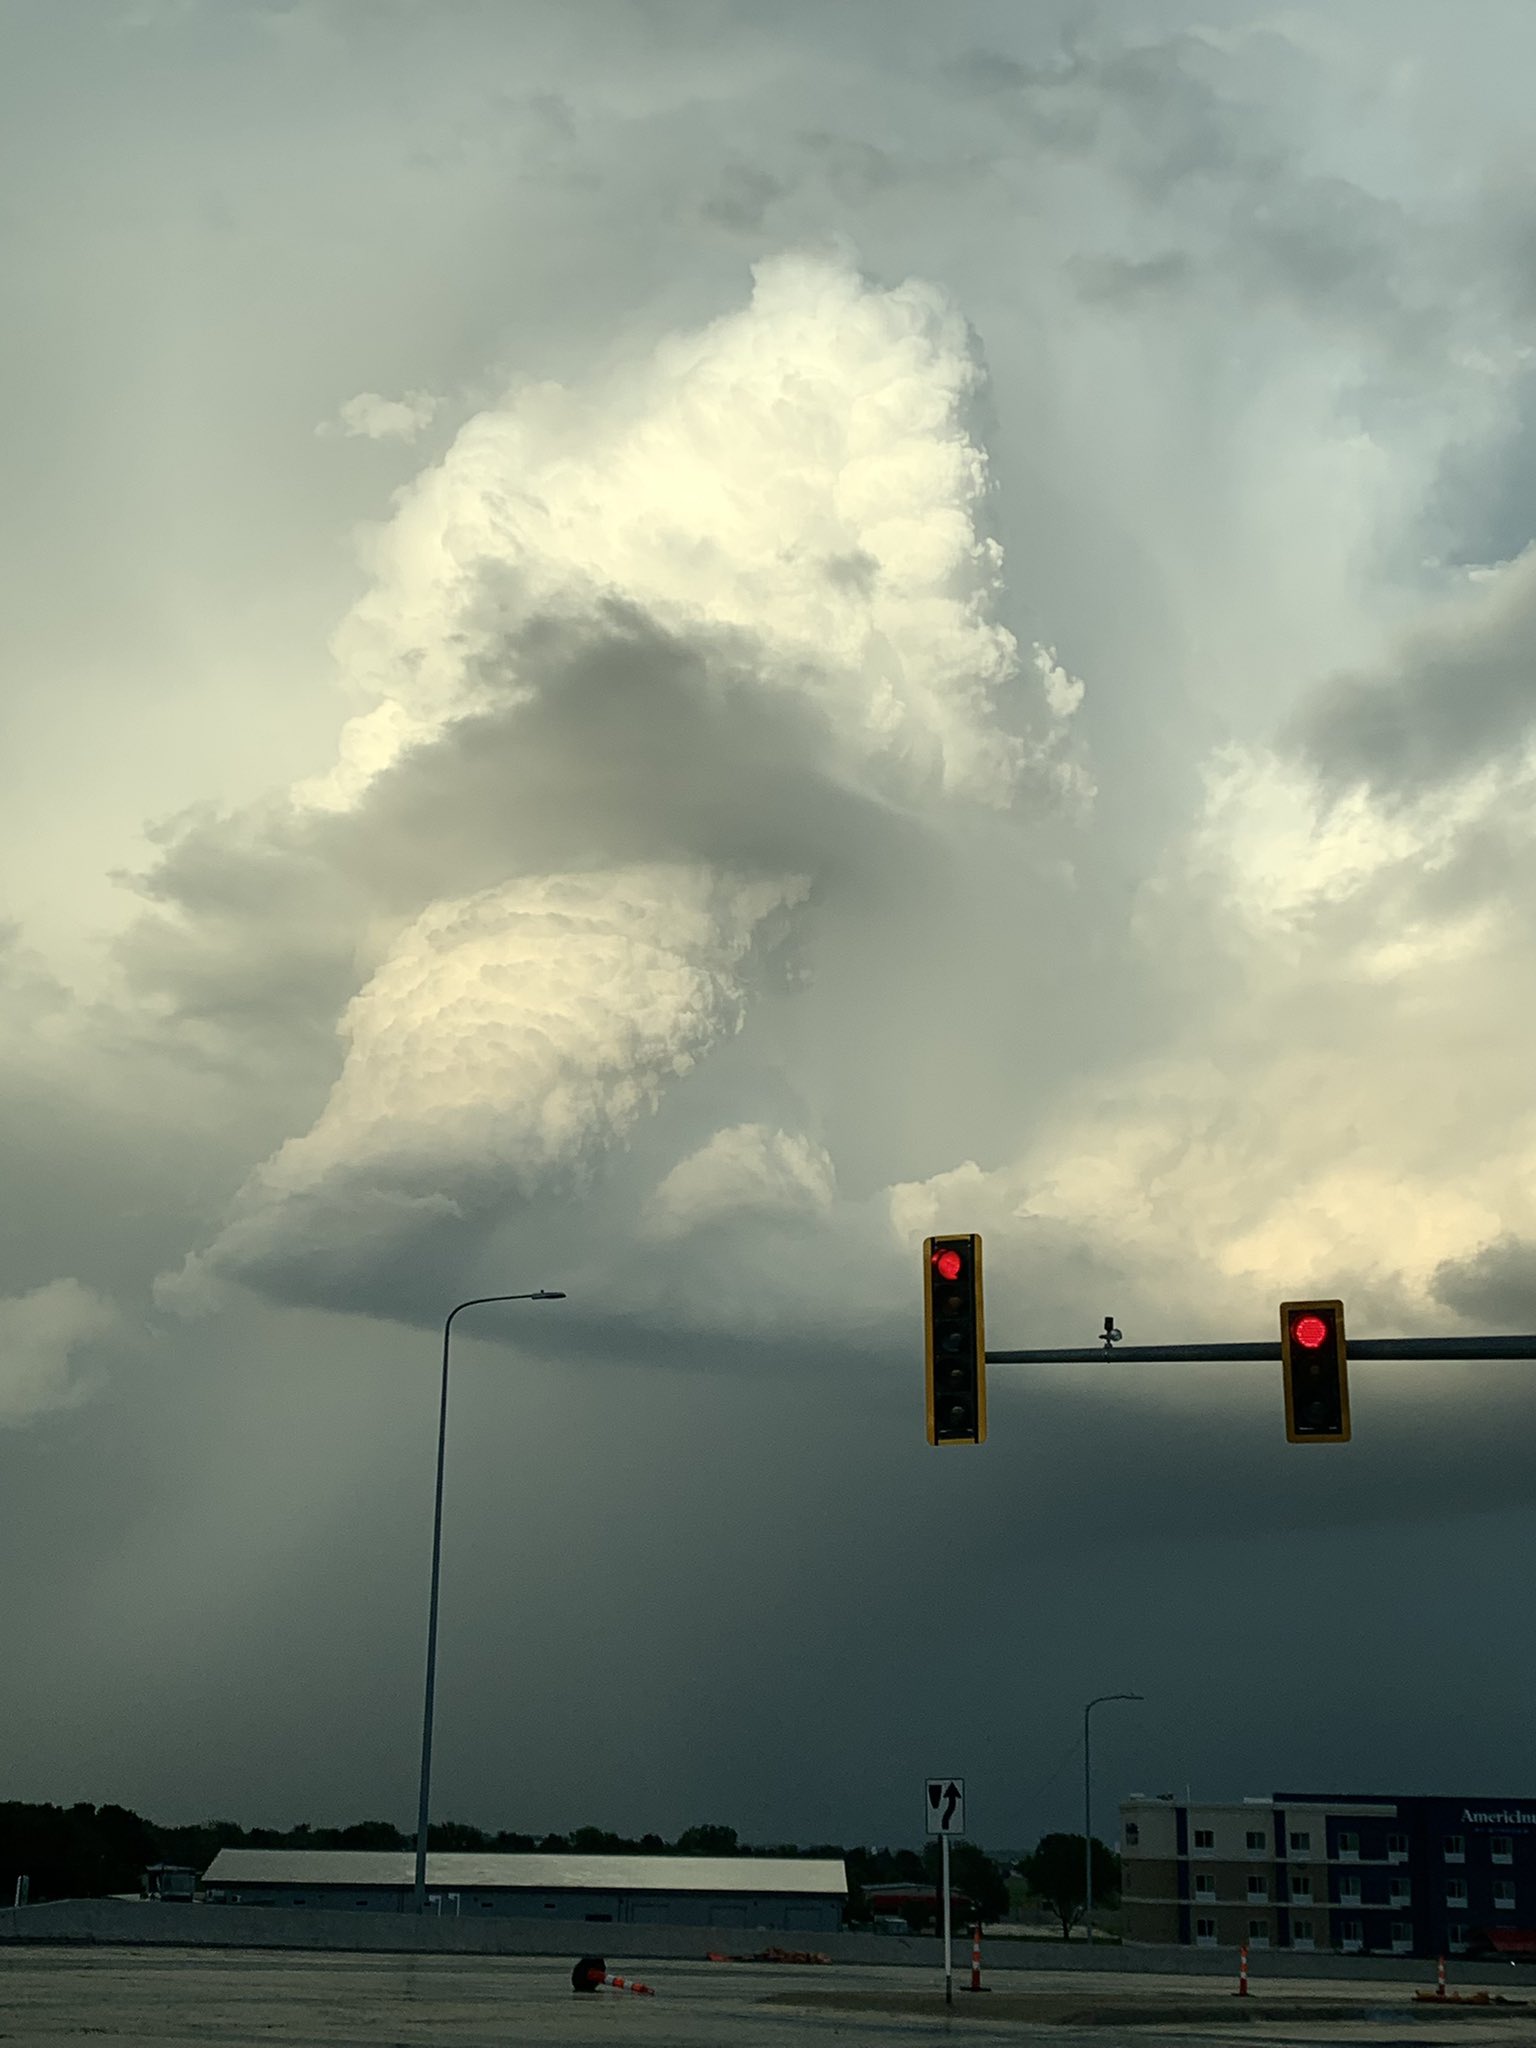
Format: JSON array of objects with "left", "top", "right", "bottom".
[
  {"left": 925, "top": 1234, "right": 987, "bottom": 1445},
  {"left": 1280, "top": 1299, "right": 1350, "bottom": 1443}
]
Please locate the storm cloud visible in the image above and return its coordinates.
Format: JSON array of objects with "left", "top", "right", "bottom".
[{"left": 5, "top": 0, "right": 1536, "bottom": 1854}]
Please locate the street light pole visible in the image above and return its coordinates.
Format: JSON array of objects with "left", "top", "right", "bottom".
[
  {"left": 1083, "top": 1692, "right": 1143, "bottom": 1947},
  {"left": 413, "top": 1289, "right": 565, "bottom": 1913}
]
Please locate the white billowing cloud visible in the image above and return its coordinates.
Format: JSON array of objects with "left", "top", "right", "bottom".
[
  {"left": 883, "top": 706, "right": 1536, "bottom": 1341},
  {"left": 155, "top": 250, "right": 1087, "bottom": 1316},
  {"left": 1032, "top": 643, "right": 1086, "bottom": 720},
  {"left": 307, "top": 250, "right": 1067, "bottom": 813},
  {"left": 160, "top": 865, "right": 806, "bottom": 1305},
  {"left": 1189, "top": 742, "right": 1512, "bottom": 934},
  {"left": 0, "top": 1280, "right": 119, "bottom": 1426},
  {"left": 887, "top": 508, "right": 1536, "bottom": 1330},
  {"left": 646, "top": 1124, "right": 836, "bottom": 1241},
  {"left": 320, "top": 390, "right": 440, "bottom": 443}
]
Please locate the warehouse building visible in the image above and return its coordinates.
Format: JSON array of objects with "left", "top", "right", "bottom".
[
  {"left": 1120, "top": 1791, "right": 1536, "bottom": 1959},
  {"left": 200, "top": 1850, "right": 847, "bottom": 1931}
]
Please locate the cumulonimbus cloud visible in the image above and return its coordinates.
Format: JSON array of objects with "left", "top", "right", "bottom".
[
  {"left": 152, "top": 250, "right": 1087, "bottom": 1319},
  {"left": 308, "top": 249, "right": 1068, "bottom": 815},
  {"left": 159, "top": 865, "right": 806, "bottom": 1310},
  {"left": 645, "top": 1124, "right": 836, "bottom": 1241}
]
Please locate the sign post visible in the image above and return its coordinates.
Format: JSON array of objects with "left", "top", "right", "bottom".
[
  {"left": 926, "top": 1777, "right": 966, "bottom": 2007},
  {"left": 943, "top": 1832, "right": 951, "bottom": 2004}
]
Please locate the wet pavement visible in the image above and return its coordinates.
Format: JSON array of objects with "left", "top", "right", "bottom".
[{"left": 1, "top": 1947, "right": 1531, "bottom": 2047}]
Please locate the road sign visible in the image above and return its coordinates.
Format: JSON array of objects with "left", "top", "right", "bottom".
[{"left": 926, "top": 1777, "right": 965, "bottom": 1836}]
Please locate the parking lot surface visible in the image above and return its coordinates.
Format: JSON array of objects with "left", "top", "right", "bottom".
[{"left": 1, "top": 1947, "right": 1532, "bottom": 2047}]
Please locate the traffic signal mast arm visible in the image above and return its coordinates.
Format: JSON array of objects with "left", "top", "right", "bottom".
[
  {"left": 920, "top": 1237, "right": 1536, "bottom": 1451},
  {"left": 982, "top": 1337, "right": 1536, "bottom": 1362}
]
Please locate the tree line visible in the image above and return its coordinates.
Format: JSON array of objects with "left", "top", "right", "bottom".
[{"left": 0, "top": 1802, "right": 1117, "bottom": 1931}]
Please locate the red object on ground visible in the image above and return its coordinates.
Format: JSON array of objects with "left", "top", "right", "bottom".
[
  {"left": 706, "top": 1947, "right": 832, "bottom": 1965},
  {"left": 605, "top": 1974, "right": 654, "bottom": 1996},
  {"left": 571, "top": 1957, "right": 653, "bottom": 1996},
  {"left": 1437, "top": 1955, "right": 1447, "bottom": 1998},
  {"left": 1485, "top": 1928, "right": 1536, "bottom": 1956},
  {"left": 1238, "top": 1942, "right": 1249, "bottom": 1997}
]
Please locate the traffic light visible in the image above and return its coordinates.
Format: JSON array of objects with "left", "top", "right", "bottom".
[
  {"left": 924, "top": 1234, "right": 986, "bottom": 1446},
  {"left": 1280, "top": 1299, "right": 1350, "bottom": 1443}
]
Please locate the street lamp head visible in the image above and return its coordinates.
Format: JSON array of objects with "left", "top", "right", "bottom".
[{"left": 532, "top": 1289, "right": 566, "bottom": 1300}]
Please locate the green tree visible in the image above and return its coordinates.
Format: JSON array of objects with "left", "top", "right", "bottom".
[
  {"left": 675, "top": 1823, "right": 739, "bottom": 1855},
  {"left": 331, "top": 1821, "right": 407, "bottom": 1850},
  {"left": 1019, "top": 1833, "right": 1120, "bottom": 1940},
  {"left": 920, "top": 1841, "right": 1011, "bottom": 1925},
  {"left": 569, "top": 1826, "right": 635, "bottom": 1853},
  {"left": 428, "top": 1821, "right": 488, "bottom": 1851}
]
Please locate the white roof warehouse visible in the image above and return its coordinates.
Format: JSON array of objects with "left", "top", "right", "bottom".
[{"left": 201, "top": 1850, "right": 848, "bottom": 1932}]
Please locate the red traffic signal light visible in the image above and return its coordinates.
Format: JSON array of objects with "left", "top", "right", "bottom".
[
  {"left": 1280, "top": 1299, "right": 1350, "bottom": 1443},
  {"left": 924, "top": 1234, "right": 986, "bottom": 1446}
]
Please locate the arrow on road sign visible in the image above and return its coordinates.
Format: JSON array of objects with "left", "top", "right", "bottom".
[{"left": 925, "top": 1777, "right": 966, "bottom": 1836}]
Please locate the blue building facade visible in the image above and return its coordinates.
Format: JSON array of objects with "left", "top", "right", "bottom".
[
  {"left": 1276, "top": 1793, "right": 1536, "bottom": 1958},
  {"left": 1122, "top": 1791, "right": 1536, "bottom": 1956}
]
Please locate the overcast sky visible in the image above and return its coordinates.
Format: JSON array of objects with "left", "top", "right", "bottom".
[{"left": 5, "top": 0, "right": 1536, "bottom": 1858}]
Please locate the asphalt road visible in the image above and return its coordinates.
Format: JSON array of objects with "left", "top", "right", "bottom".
[{"left": 1, "top": 1947, "right": 1531, "bottom": 2047}]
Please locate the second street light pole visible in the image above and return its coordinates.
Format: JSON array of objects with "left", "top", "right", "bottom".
[
  {"left": 1083, "top": 1692, "right": 1142, "bottom": 1946},
  {"left": 413, "top": 1289, "right": 565, "bottom": 1915}
]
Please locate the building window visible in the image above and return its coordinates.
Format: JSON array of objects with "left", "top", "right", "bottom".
[
  {"left": 1289, "top": 1875, "right": 1312, "bottom": 1900},
  {"left": 1245, "top": 1830, "right": 1266, "bottom": 1853},
  {"left": 1339, "top": 1877, "right": 1361, "bottom": 1903},
  {"left": 1194, "top": 1828, "right": 1214, "bottom": 1850},
  {"left": 1247, "top": 1879, "right": 1268, "bottom": 1902},
  {"left": 1248, "top": 1920, "right": 1269, "bottom": 1947},
  {"left": 1289, "top": 1832, "right": 1311, "bottom": 1855},
  {"left": 1291, "top": 1918, "right": 1314, "bottom": 1948},
  {"left": 1195, "top": 1918, "right": 1217, "bottom": 1946},
  {"left": 1195, "top": 1875, "right": 1216, "bottom": 1899},
  {"left": 1446, "top": 1878, "right": 1468, "bottom": 1906},
  {"left": 1389, "top": 1879, "right": 1411, "bottom": 1906},
  {"left": 1125, "top": 1822, "right": 1139, "bottom": 1847},
  {"left": 1338, "top": 1831, "right": 1359, "bottom": 1860},
  {"left": 1449, "top": 1924, "right": 1468, "bottom": 1953},
  {"left": 1492, "top": 1836, "right": 1514, "bottom": 1865},
  {"left": 1387, "top": 1833, "right": 1408, "bottom": 1862},
  {"left": 1444, "top": 1836, "right": 1465, "bottom": 1863},
  {"left": 1495, "top": 1881, "right": 1516, "bottom": 1911},
  {"left": 1391, "top": 1920, "right": 1413, "bottom": 1953},
  {"left": 1338, "top": 1918, "right": 1363, "bottom": 1952}
]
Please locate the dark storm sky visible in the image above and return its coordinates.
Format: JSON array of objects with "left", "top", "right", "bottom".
[{"left": 4, "top": 0, "right": 1536, "bottom": 1853}]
